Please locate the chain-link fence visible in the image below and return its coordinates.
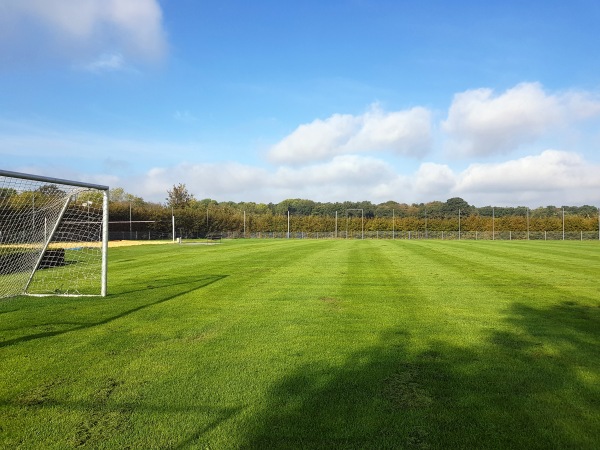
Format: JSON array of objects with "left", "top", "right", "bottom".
[
  {"left": 215, "top": 230, "right": 600, "bottom": 241},
  {"left": 108, "top": 229, "right": 600, "bottom": 241}
]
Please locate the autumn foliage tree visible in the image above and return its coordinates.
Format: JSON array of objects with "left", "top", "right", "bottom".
[{"left": 167, "top": 183, "right": 194, "bottom": 209}]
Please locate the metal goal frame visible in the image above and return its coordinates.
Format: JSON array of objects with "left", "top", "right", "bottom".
[{"left": 0, "top": 169, "right": 109, "bottom": 297}]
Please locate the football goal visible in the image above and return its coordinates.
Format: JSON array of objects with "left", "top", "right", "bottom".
[{"left": 0, "top": 170, "right": 108, "bottom": 298}]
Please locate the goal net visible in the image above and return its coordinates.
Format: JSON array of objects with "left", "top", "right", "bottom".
[{"left": 0, "top": 170, "right": 108, "bottom": 298}]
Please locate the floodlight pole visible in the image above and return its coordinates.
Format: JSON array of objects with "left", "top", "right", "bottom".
[
  {"left": 335, "top": 211, "right": 338, "bottom": 238},
  {"left": 492, "top": 207, "right": 495, "bottom": 240},
  {"left": 172, "top": 207, "right": 175, "bottom": 242}
]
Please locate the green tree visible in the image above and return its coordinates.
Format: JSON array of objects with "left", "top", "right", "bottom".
[
  {"left": 109, "top": 187, "right": 144, "bottom": 205},
  {"left": 443, "top": 197, "right": 472, "bottom": 216},
  {"left": 37, "top": 184, "right": 65, "bottom": 197},
  {"left": 167, "top": 183, "right": 194, "bottom": 208}
]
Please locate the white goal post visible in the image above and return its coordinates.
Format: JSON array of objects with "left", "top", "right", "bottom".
[{"left": 0, "top": 170, "right": 109, "bottom": 298}]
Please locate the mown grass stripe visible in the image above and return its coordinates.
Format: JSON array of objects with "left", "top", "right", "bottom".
[{"left": 0, "top": 239, "right": 598, "bottom": 449}]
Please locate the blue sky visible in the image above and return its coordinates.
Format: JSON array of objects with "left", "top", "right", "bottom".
[{"left": 1, "top": 0, "right": 600, "bottom": 207}]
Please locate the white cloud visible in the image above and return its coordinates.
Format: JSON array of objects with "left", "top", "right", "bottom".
[
  {"left": 0, "top": 0, "right": 166, "bottom": 67},
  {"left": 4, "top": 86, "right": 600, "bottom": 208},
  {"left": 442, "top": 82, "right": 600, "bottom": 157},
  {"left": 414, "top": 163, "right": 456, "bottom": 195},
  {"left": 273, "top": 155, "right": 394, "bottom": 188},
  {"left": 82, "top": 53, "right": 127, "bottom": 73},
  {"left": 455, "top": 150, "right": 600, "bottom": 200},
  {"left": 138, "top": 156, "right": 398, "bottom": 203},
  {"left": 268, "top": 104, "right": 432, "bottom": 165},
  {"left": 8, "top": 147, "right": 600, "bottom": 207},
  {"left": 146, "top": 162, "right": 269, "bottom": 197},
  {"left": 387, "top": 150, "right": 600, "bottom": 206}
]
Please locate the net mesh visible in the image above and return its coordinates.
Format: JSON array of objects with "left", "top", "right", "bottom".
[{"left": 0, "top": 174, "right": 105, "bottom": 298}]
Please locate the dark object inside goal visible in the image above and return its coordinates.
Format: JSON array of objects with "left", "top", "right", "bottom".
[
  {"left": 0, "top": 248, "right": 65, "bottom": 274},
  {"left": 39, "top": 248, "right": 66, "bottom": 269}
]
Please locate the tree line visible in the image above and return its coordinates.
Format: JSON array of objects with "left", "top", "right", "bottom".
[
  {"left": 108, "top": 185, "right": 600, "bottom": 236},
  {"left": 2, "top": 184, "right": 598, "bottom": 236}
]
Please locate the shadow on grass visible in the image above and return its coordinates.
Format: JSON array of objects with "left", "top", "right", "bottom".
[
  {"left": 240, "top": 301, "right": 600, "bottom": 449},
  {"left": 0, "top": 274, "right": 227, "bottom": 349},
  {"left": 1, "top": 299, "right": 598, "bottom": 448},
  {"left": 0, "top": 396, "right": 242, "bottom": 449}
]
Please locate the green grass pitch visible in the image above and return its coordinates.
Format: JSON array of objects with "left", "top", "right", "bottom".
[{"left": 1, "top": 239, "right": 599, "bottom": 449}]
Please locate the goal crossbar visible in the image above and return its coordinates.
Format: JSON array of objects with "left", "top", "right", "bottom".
[{"left": 0, "top": 169, "right": 109, "bottom": 191}]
